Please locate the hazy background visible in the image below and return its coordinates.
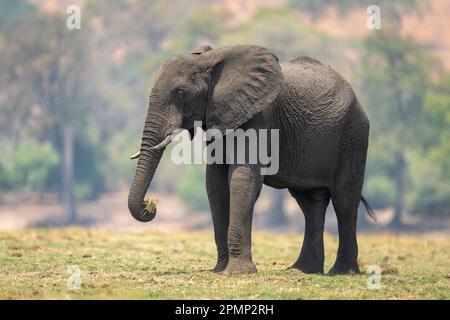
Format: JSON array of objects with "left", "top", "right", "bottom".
[{"left": 0, "top": 0, "right": 449, "bottom": 233}]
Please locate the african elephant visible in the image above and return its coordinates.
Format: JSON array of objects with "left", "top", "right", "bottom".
[{"left": 128, "top": 44, "right": 373, "bottom": 275}]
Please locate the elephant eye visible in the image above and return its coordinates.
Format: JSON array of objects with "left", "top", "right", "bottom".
[{"left": 174, "top": 88, "right": 185, "bottom": 100}]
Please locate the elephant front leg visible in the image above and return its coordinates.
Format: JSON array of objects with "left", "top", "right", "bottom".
[
  {"left": 223, "top": 164, "right": 263, "bottom": 275},
  {"left": 206, "top": 164, "right": 230, "bottom": 272}
]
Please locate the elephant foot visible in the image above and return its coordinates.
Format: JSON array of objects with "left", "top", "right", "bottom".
[
  {"left": 222, "top": 257, "right": 257, "bottom": 275},
  {"left": 289, "top": 259, "right": 324, "bottom": 274},
  {"left": 328, "top": 261, "right": 360, "bottom": 275},
  {"left": 212, "top": 258, "right": 229, "bottom": 273}
]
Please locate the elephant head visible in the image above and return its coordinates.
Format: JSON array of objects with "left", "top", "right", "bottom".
[{"left": 128, "top": 44, "right": 283, "bottom": 222}]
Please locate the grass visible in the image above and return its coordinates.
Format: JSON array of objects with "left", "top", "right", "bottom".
[
  {"left": 0, "top": 228, "right": 448, "bottom": 299},
  {"left": 143, "top": 198, "right": 158, "bottom": 217}
]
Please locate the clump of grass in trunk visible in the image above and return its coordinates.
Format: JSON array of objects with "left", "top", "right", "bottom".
[{"left": 142, "top": 198, "right": 159, "bottom": 217}]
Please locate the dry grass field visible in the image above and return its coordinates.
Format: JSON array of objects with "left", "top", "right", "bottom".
[{"left": 0, "top": 228, "right": 448, "bottom": 299}]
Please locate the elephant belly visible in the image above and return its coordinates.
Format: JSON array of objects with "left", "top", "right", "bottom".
[{"left": 263, "top": 123, "right": 342, "bottom": 190}]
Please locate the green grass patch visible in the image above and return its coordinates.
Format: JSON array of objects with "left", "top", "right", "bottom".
[{"left": 0, "top": 228, "right": 448, "bottom": 299}]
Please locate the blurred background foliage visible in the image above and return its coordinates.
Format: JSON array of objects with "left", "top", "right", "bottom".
[{"left": 0, "top": 0, "right": 449, "bottom": 226}]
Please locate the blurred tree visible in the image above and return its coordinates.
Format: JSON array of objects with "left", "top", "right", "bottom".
[
  {"left": 409, "top": 74, "right": 450, "bottom": 216},
  {"left": 33, "top": 16, "right": 92, "bottom": 223},
  {"left": 360, "top": 30, "right": 432, "bottom": 226},
  {"left": 85, "top": 0, "right": 214, "bottom": 119},
  {"left": 0, "top": 0, "right": 36, "bottom": 27},
  {"left": 0, "top": 10, "right": 105, "bottom": 223},
  {"left": 220, "top": 7, "right": 338, "bottom": 63},
  {"left": 289, "top": 0, "right": 428, "bottom": 23},
  {"left": 0, "top": 140, "right": 59, "bottom": 191},
  {"left": 424, "top": 75, "right": 450, "bottom": 177},
  {"left": 12, "top": 140, "right": 59, "bottom": 189},
  {"left": 172, "top": 6, "right": 234, "bottom": 51}
]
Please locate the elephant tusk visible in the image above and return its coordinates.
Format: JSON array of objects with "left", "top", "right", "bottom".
[
  {"left": 129, "top": 151, "right": 140, "bottom": 159},
  {"left": 129, "top": 135, "right": 172, "bottom": 159},
  {"left": 149, "top": 135, "right": 172, "bottom": 150}
]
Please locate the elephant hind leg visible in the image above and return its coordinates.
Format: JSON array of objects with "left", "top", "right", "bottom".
[
  {"left": 329, "top": 188, "right": 361, "bottom": 275},
  {"left": 329, "top": 150, "right": 366, "bottom": 275},
  {"left": 289, "top": 188, "right": 330, "bottom": 274}
]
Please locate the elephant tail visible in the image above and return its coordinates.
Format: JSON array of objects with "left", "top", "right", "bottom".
[{"left": 361, "top": 196, "right": 377, "bottom": 221}]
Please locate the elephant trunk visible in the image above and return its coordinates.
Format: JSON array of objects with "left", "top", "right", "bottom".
[
  {"left": 128, "top": 103, "right": 166, "bottom": 222},
  {"left": 128, "top": 146, "right": 163, "bottom": 222}
]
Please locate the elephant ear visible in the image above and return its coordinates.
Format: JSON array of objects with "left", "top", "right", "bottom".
[{"left": 202, "top": 45, "right": 283, "bottom": 134}]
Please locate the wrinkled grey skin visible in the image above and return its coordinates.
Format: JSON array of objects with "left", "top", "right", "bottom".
[{"left": 128, "top": 45, "right": 369, "bottom": 275}]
